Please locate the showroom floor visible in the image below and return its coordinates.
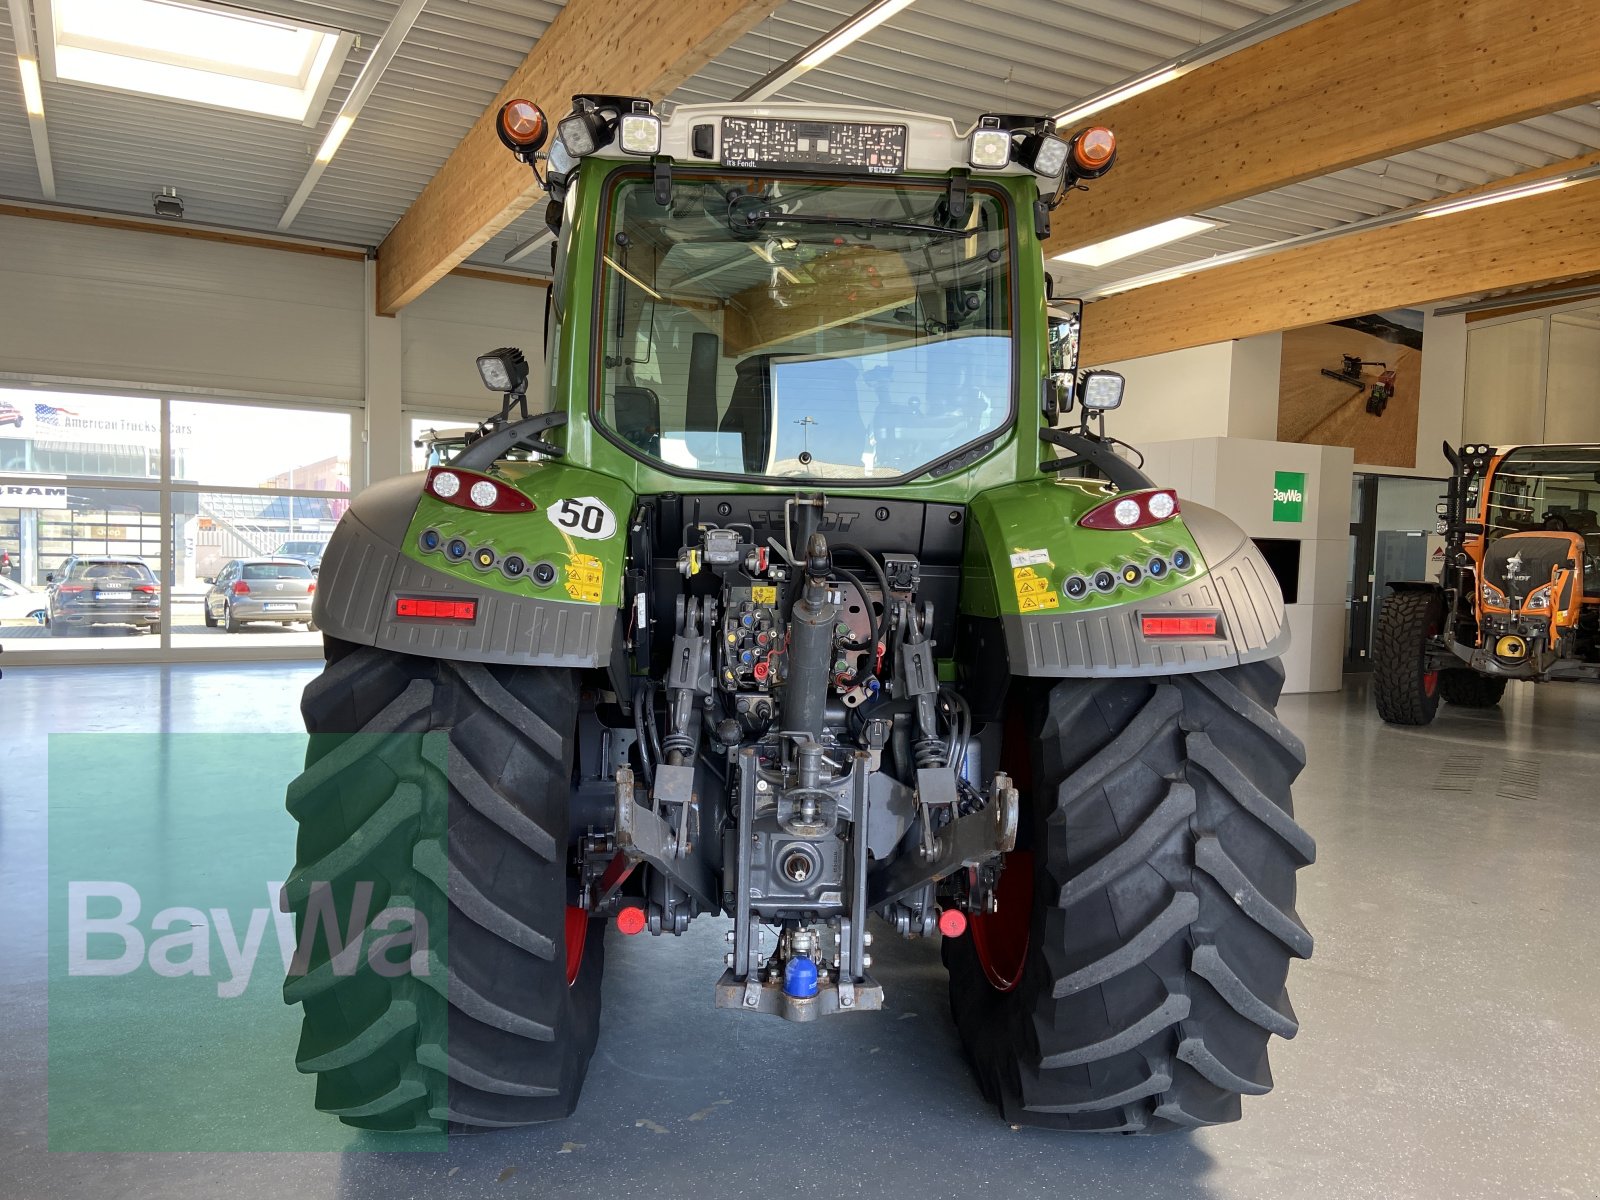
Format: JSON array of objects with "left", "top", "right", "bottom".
[{"left": 3, "top": 662, "right": 1596, "bottom": 1199}]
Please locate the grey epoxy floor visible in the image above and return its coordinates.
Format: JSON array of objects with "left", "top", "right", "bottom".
[{"left": 2, "top": 662, "right": 1597, "bottom": 1199}]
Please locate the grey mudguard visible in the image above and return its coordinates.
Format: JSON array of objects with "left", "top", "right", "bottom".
[
  {"left": 1003, "top": 502, "right": 1290, "bottom": 677},
  {"left": 313, "top": 474, "right": 616, "bottom": 668}
]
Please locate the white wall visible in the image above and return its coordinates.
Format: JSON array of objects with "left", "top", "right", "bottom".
[
  {"left": 1544, "top": 311, "right": 1600, "bottom": 443},
  {"left": 1102, "top": 313, "right": 1463, "bottom": 479},
  {"left": 1100, "top": 341, "right": 1234, "bottom": 442},
  {"left": 1101, "top": 333, "right": 1282, "bottom": 445},
  {"left": 1405, "top": 310, "right": 1466, "bottom": 478}
]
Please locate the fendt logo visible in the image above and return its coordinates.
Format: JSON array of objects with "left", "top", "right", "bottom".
[{"left": 746, "top": 509, "right": 859, "bottom": 532}]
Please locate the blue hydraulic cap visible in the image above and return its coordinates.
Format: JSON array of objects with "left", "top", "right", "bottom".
[{"left": 783, "top": 955, "right": 819, "bottom": 999}]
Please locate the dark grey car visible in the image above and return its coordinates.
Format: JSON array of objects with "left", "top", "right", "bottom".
[
  {"left": 47, "top": 558, "right": 160, "bottom": 635},
  {"left": 204, "top": 558, "right": 316, "bottom": 632}
]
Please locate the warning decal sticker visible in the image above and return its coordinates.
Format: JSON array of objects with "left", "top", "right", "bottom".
[{"left": 1013, "top": 565, "right": 1059, "bottom": 613}]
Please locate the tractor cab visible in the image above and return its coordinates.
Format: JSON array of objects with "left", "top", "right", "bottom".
[{"left": 1469, "top": 445, "right": 1600, "bottom": 671}]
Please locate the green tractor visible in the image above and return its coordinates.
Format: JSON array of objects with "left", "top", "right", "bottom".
[{"left": 283, "top": 94, "right": 1314, "bottom": 1135}]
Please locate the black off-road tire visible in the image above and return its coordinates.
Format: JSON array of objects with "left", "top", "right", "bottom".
[
  {"left": 1373, "top": 588, "right": 1444, "bottom": 725},
  {"left": 1438, "top": 668, "right": 1506, "bottom": 708},
  {"left": 944, "top": 660, "right": 1314, "bottom": 1133},
  {"left": 283, "top": 641, "right": 604, "bottom": 1132}
]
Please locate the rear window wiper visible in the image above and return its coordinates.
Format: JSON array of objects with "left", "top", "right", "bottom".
[{"left": 732, "top": 209, "right": 970, "bottom": 239}]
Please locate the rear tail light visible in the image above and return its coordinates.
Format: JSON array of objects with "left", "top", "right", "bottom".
[
  {"left": 1079, "top": 489, "right": 1180, "bottom": 530},
  {"left": 395, "top": 596, "right": 477, "bottom": 621},
  {"left": 1140, "top": 614, "right": 1220, "bottom": 638},
  {"left": 232, "top": 580, "right": 251, "bottom": 595},
  {"left": 425, "top": 468, "right": 535, "bottom": 513},
  {"left": 57, "top": 583, "right": 85, "bottom": 595},
  {"left": 137, "top": 584, "right": 158, "bottom": 594},
  {"left": 308, "top": 581, "right": 316, "bottom": 594}
]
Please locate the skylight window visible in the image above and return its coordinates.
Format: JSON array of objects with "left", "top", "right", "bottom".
[{"left": 39, "top": 0, "right": 351, "bottom": 123}]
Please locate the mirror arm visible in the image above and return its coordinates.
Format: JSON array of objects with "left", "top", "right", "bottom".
[
  {"left": 455, "top": 411, "right": 569, "bottom": 471},
  {"left": 1039, "top": 427, "right": 1154, "bottom": 491}
]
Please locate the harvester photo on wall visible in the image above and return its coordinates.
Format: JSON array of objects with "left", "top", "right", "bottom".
[{"left": 1277, "top": 309, "right": 1424, "bottom": 468}]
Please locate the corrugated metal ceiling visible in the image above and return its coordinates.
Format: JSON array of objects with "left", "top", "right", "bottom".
[{"left": 0, "top": 0, "right": 1594, "bottom": 295}]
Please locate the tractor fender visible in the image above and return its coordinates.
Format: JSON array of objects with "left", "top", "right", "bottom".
[
  {"left": 961, "top": 480, "right": 1289, "bottom": 681},
  {"left": 313, "top": 464, "right": 632, "bottom": 669}
]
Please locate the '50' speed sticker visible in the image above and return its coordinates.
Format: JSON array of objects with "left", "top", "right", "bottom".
[{"left": 548, "top": 496, "right": 617, "bottom": 540}]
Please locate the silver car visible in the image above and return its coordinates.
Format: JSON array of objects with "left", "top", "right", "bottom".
[{"left": 204, "top": 558, "right": 316, "bottom": 632}]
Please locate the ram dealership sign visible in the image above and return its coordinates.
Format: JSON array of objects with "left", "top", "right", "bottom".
[{"left": 3, "top": 483, "right": 68, "bottom": 510}]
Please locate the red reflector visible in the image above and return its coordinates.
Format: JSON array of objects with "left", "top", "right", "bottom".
[
  {"left": 938, "top": 909, "right": 968, "bottom": 938},
  {"left": 616, "top": 906, "right": 647, "bottom": 936},
  {"left": 1140, "top": 614, "right": 1220, "bottom": 637},
  {"left": 395, "top": 596, "right": 478, "bottom": 621}
]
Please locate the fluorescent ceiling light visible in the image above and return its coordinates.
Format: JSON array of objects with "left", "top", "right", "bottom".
[
  {"left": 42, "top": 0, "right": 350, "bottom": 122},
  {"left": 1080, "top": 161, "right": 1600, "bottom": 302},
  {"left": 17, "top": 56, "right": 43, "bottom": 115},
  {"left": 1419, "top": 176, "right": 1579, "bottom": 219},
  {"left": 736, "top": 0, "right": 919, "bottom": 102},
  {"left": 1056, "top": 69, "right": 1179, "bottom": 126},
  {"left": 1054, "top": 216, "right": 1218, "bottom": 268},
  {"left": 314, "top": 113, "right": 353, "bottom": 163},
  {"left": 1051, "top": 0, "right": 1358, "bottom": 127},
  {"left": 799, "top": 0, "right": 916, "bottom": 68}
]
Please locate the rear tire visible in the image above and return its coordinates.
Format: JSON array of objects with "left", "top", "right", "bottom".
[
  {"left": 944, "top": 660, "right": 1314, "bottom": 1133},
  {"left": 1373, "top": 589, "right": 1444, "bottom": 725},
  {"left": 224, "top": 603, "right": 242, "bottom": 634},
  {"left": 1438, "top": 668, "right": 1505, "bottom": 708},
  {"left": 284, "top": 645, "right": 603, "bottom": 1132}
]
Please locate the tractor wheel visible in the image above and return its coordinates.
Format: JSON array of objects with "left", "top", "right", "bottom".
[
  {"left": 1373, "top": 589, "right": 1444, "bottom": 725},
  {"left": 283, "top": 644, "right": 603, "bottom": 1131},
  {"left": 1437, "top": 669, "right": 1505, "bottom": 708},
  {"left": 944, "top": 660, "right": 1314, "bottom": 1133}
]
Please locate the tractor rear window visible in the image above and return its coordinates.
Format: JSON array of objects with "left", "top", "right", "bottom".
[
  {"left": 593, "top": 170, "right": 1014, "bottom": 483},
  {"left": 1483, "top": 448, "right": 1600, "bottom": 540}
]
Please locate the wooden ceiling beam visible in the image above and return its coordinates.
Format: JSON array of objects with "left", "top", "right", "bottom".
[
  {"left": 375, "top": 0, "right": 783, "bottom": 316},
  {"left": 1079, "top": 169, "right": 1600, "bottom": 365},
  {"left": 1045, "top": 0, "right": 1600, "bottom": 260}
]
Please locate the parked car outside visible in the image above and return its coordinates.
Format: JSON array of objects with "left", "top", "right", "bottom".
[
  {"left": 273, "top": 539, "right": 328, "bottom": 573},
  {"left": 0, "top": 401, "right": 22, "bottom": 428},
  {"left": 46, "top": 557, "right": 159, "bottom": 635},
  {"left": 0, "top": 575, "right": 47, "bottom": 623},
  {"left": 205, "top": 558, "right": 316, "bottom": 632}
]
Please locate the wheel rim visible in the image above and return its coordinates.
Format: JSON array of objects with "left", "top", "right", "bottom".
[
  {"left": 563, "top": 905, "right": 587, "bottom": 986},
  {"left": 969, "top": 850, "right": 1033, "bottom": 992}
]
